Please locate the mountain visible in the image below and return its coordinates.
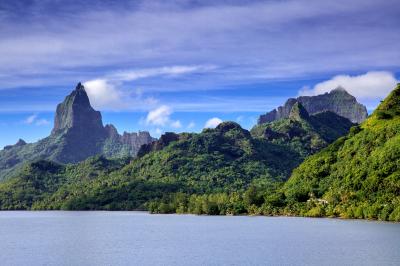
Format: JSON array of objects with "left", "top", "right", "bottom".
[
  {"left": 1, "top": 85, "right": 382, "bottom": 218},
  {"left": 251, "top": 102, "right": 355, "bottom": 158},
  {"left": 258, "top": 87, "right": 368, "bottom": 124},
  {"left": 0, "top": 83, "right": 155, "bottom": 180},
  {"left": 0, "top": 118, "right": 353, "bottom": 212},
  {"left": 283, "top": 84, "right": 400, "bottom": 221}
]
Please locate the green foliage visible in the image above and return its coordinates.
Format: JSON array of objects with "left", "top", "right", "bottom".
[
  {"left": 282, "top": 85, "right": 400, "bottom": 221},
  {"left": 0, "top": 160, "right": 65, "bottom": 209},
  {"left": 0, "top": 122, "right": 299, "bottom": 211}
]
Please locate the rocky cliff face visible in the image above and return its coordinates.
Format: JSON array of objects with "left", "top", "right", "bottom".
[
  {"left": 50, "top": 83, "right": 107, "bottom": 163},
  {"left": 52, "top": 83, "right": 104, "bottom": 134},
  {"left": 104, "top": 124, "right": 156, "bottom": 157},
  {"left": 258, "top": 87, "right": 368, "bottom": 124},
  {"left": 0, "top": 83, "right": 155, "bottom": 180}
]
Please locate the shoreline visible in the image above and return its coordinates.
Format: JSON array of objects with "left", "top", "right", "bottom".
[{"left": 0, "top": 209, "right": 398, "bottom": 223}]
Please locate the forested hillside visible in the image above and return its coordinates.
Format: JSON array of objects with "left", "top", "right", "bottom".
[{"left": 283, "top": 84, "right": 400, "bottom": 221}]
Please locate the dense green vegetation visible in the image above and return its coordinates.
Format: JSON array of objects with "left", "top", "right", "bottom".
[
  {"left": 0, "top": 85, "right": 399, "bottom": 222},
  {"left": 0, "top": 122, "right": 300, "bottom": 210},
  {"left": 283, "top": 85, "right": 400, "bottom": 221}
]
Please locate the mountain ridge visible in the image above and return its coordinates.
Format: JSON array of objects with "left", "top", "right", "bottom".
[
  {"left": 251, "top": 102, "right": 355, "bottom": 157},
  {"left": 258, "top": 87, "right": 368, "bottom": 124}
]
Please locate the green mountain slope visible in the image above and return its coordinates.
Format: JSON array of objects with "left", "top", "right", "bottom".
[
  {"left": 284, "top": 84, "right": 400, "bottom": 221},
  {"left": 0, "top": 122, "right": 301, "bottom": 210},
  {"left": 0, "top": 156, "right": 130, "bottom": 210}
]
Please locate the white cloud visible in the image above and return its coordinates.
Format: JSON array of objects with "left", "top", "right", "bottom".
[
  {"left": 1, "top": 0, "right": 399, "bottom": 92},
  {"left": 112, "top": 65, "right": 216, "bottom": 82},
  {"left": 187, "top": 121, "right": 196, "bottom": 129},
  {"left": 146, "top": 105, "right": 173, "bottom": 126},
  {"left": 24, "top": 114, "right": 37, "bottom": 124},
  {"left": 83, "top": 79, "right": 123, "bottom": 109},
  {"left": 236, "top": 115, "right": 244, "bottom": 122},
  {"left": 170, "top": 120, "right": 182, "bottom": 128},
  {"left": 81, "top": 65, "right": 213, "bottom": 111},
  {"left": 299, "top": 71, "right": 399, "bottom": 100},
  {"left": 145, "top": 105, "right": 184, "bottom": 129},
  {"left": 204, "top": 117, "right": 223, "bottom": 128},
  {"left": 35, "top": 119, "right": 50, "bottom": 126},
  {"left": 23, "top": 114, "right": 50, "bottom": 126}
]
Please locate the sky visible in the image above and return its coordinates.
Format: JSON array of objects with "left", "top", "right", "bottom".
[{"left": 0, "top": 0, "right": 399, "bottom": 149}]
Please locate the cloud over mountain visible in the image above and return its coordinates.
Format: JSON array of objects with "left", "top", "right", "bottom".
[
  {"left": 299, "top": 71, "right": 399, "bottom": 100},
  {"left": 205, "top": 117, "right": 223, "bottom": 128}
]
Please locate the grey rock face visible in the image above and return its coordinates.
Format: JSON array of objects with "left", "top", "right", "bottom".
[
  {"left": 51, "top": 83, "right": 155, "bottom": 161},
  {"left": 51, "top": 83, "right": 107, "bottom": 163},
  {"left": 121, "top": 131, "right": 155, "bottom": 150},
  {"left": 258, "top": 87, "right": 368, "bottom": 124},
  {"left": 52, "top": 83, "right": 104, "bottom": 134}
]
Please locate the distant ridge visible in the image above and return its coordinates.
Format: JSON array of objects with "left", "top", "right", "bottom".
[{"left": 258, "top": 87, "right": 368, "bottom": 124}]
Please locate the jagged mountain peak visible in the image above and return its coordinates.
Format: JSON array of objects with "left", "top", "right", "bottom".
[
  {"left": 15, "top": 139, "right": 27, "bottom": 146},
  {"left": 331, "top": 86, "right": 348, "bottom": 93},
  {"left": 52, "top": 82, "right": 103, "bottom": 134},
  {"left": 75, "top": 82, "right": 84, "bottom": 91}
]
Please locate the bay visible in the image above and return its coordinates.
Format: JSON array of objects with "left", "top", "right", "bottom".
[{"left": 0, "top": 211, "right": 399, "bottom": 266}]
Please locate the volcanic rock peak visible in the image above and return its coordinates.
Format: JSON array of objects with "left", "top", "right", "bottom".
[{"left": 52, "top": 82, "right": 103, "bottom": 134}]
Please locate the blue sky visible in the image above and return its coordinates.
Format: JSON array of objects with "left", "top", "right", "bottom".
[{"left": 0, "top": 0, "right": 399, "bottom": 149}]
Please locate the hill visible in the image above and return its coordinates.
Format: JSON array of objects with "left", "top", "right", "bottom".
[{"left": 283, "top": 84, "right": 400, "bottom": 221}]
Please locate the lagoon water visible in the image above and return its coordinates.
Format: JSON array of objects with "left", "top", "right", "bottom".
[{"left": 0, "top": 212, "right": 399, "bottom": 266}]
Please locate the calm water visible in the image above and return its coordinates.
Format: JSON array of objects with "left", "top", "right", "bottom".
[{"left": 0, "top": 212, "right": 399, "bottom": 266}]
